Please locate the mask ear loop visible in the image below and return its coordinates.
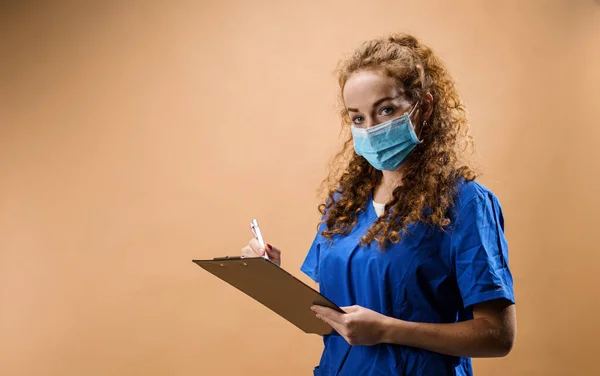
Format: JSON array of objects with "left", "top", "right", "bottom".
[
  {"left": 418, "top": 120, "right": 428, "bottom": 141},
  {"left": 408, "top": 101, "right": 425, "bottom": 141},
  {"left": 409, "top": 101, "right": 420, "bottom": 117}
]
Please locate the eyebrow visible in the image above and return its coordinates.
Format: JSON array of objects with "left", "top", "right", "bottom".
[{"left": 346, "top": 96, "right": 401, "bottom": 112}]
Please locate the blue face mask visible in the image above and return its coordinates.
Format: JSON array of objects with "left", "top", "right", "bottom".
[{"left": 351, "top": 102, "right": 421, "bottom": 171}]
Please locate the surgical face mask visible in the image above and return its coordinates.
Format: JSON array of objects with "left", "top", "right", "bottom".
[{"left": 351, "top": 102, "right": 421, "bottom": 171}]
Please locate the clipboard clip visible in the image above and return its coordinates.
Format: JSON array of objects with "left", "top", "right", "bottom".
[
  {"left": 213, "top": 256, "right": 242, "bottom": 261},
  {"left": 212, "top": 256, "right": 248, "bottom": 267}
]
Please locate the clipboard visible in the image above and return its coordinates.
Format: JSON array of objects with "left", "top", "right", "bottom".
[{"left": 192, "top": 256, "right": 343, "bottom": 335}]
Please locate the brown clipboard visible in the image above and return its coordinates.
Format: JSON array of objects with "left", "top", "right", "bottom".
[{"left": 192, "top": 256, "right": 343, "bottom": 335}]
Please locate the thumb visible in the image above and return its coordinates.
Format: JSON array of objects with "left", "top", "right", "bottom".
[
  {"left": 340, "top": 305, "right": 359, "bottom": 313},
  {"left": 265, "top": 243, "right": 281, "bottom": 260}
]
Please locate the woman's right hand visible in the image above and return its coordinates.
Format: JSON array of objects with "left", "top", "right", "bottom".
[{"left": 241, "top": 238, "right": 281, "bottom": 267}]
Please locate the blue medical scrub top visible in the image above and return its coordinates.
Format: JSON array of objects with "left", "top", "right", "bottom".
[{"left": 300, "top": 180, "right": 515, "bottom": 376}]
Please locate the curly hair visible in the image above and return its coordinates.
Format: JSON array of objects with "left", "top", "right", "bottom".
[{"left": 318, "top": 33, "right": 476, "bottom": 248}]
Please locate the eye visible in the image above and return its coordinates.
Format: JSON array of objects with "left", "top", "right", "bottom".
[
  {"left": 379, "top": 106, "right": 395, "bottom": 116},
  {"left": 352, "top": 116, "right": 365, "bottom": 125}
]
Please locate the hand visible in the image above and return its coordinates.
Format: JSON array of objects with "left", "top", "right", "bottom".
[
  {"left": 241, "top": 238, "right": 281, "bottom": 267},
  {"left": 311, "top": 305, "right": 389, "bottom": 346}
]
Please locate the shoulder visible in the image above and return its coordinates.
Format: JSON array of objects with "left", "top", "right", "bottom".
[
  {"left": 316, "top": 190, "right": 343, "bottom": 232},
  {"left": 322, "top": 190, "right": 344, "bottom": 215},
  {"left": 453, "top": 179, "right": 501, "bottom": 212}
]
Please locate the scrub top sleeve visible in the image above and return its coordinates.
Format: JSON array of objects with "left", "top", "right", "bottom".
[
  {"left": 300, "top": 234, "right": 321, "bottom": 283},
  {"left": 301, "top": 194, "right": 340, "bottom": 283},
  {"left": 451, "top": 193, "right": 515, "bottom": 309}
]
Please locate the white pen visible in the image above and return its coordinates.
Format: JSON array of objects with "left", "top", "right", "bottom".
[{"left": 250, "top": 218, "right": 269, "bottom": 260}]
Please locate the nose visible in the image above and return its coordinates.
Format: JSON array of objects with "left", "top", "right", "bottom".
[{"left": 365, "top": 117, "right": 382, "bottom": 129}]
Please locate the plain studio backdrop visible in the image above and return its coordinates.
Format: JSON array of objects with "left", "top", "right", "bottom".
[{"left": 1, "top": 1, "right": 599, "bottom": 375}]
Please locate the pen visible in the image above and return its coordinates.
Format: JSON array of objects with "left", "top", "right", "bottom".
[{"left": 250, "top": 218, "right": 269, "bottom": 260}]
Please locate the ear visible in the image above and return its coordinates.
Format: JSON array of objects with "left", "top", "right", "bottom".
[{"left": 423, "top": 92, "right": 434, "bottom": 122}]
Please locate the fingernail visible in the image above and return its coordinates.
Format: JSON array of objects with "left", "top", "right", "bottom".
[
  {"left": 311, "top": 306, "right": 316, "bottom": 311},
  {"left": 267, "top": 244, "right": 273, "bottom": 250}
]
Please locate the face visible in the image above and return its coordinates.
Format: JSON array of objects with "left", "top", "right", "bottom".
[{"left": 343, "top": 69, "right": 414, "bottom": 129}]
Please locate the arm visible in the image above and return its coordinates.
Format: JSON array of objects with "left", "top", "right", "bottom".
[
  {"left": 381, "top": 299, "right": 516, "bottom": 357},
  {"left": 313, "top": 298, "right": 516, "bottom": 358}
]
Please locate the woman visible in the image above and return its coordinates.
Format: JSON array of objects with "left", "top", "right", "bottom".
[{"left": 241, "top": 33, "right": 516, "bottom": 376}]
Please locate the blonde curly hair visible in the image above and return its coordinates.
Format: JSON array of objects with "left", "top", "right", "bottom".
[{"left": 319, "top": 33, "right": 476, "bottom": 248}]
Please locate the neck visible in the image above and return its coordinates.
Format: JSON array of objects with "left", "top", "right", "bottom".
[
  {"left": 380, "top": 168, "right": 404, "bottom": 189},
  {"left": 372, "top": 167, "right": 405, "bottom": 204}
]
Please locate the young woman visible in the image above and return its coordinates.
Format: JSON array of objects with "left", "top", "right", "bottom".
[{"left": 242, "top": 33, "right": 516, "bottom": 376}]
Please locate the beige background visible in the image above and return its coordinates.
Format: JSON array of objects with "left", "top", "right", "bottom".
[{"left": 1, "top": 1, "right": 599, "bottom": 375}]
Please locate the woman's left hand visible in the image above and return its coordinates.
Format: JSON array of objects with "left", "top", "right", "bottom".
[{"left": 312, "top": 305, "right": 389, "bottom": 346}]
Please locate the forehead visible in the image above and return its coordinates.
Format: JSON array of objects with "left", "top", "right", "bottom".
[{"left": 342, "top": 69, "right": 405, "bottom": 107}]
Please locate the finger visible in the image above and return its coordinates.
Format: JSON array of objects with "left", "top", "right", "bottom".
[
  {"left": 248, "top": 238, "right": 265, "bottom": 255},
  {"left": 312, "top": 306, "right": 344, "bottom": 324},
  {"left": 265, "top": 243, "right": 280, "bottom": 259},
  {"left": 248, "top": 238, "right": 266, "bottom": 255},
  {"left": 315, "top": 313, "right": 345, "bottom": 335},
  {"left": 241, "top": 245, "right": 262, "bottom": 258}
]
